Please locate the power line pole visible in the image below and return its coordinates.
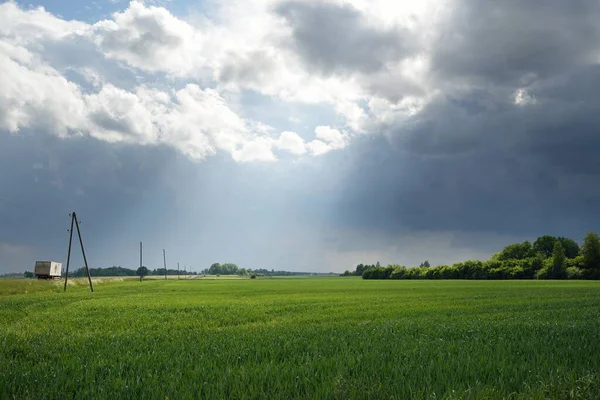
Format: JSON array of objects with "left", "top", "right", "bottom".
[
  {"left": 74, "top": 215, "right": 93, "bottom": 292},
  {"left": 63, "top": 213, "right": 75, "bottom": 292},
  {"left": 64, "top": 212, "right": 93, "bottom": 293},
  {"left": 139, "top": 242, "right": 143, "bottom": 271},
  {"left": 177, "top": 262, "right": 180, "bottom": 280},
  {"left": 163, "top": 249, "right": 167, "bottom": 280}
]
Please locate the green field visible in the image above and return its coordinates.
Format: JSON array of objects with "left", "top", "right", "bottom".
[{"left": 1, "top": 278, "right": 599, "bottom": 399}]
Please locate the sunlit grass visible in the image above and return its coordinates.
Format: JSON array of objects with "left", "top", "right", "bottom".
[{"left": 1, "top": 279, "right": 599, "bottom": 399}]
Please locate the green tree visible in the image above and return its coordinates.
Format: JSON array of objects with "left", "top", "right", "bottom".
[
  {"left": 533, "top": 235, "right": 557, "bottom": 258},
  {"left": 23, "top": 271, "right": 34, "bottom": 278},
  {"left": 208, "top": 263, "right": 221, "bottom": 275},
  {"left": 550, "top": 241, "right": 567, "bottom": 279},
  {"left": 557, "top": 237, "right": 580, "bottom": 259},
  {"left": 136, "top": 266, "right": 149, "bottom": 279},
  {"left": 355, "top": 264, "right": 365, "bottom": 276},
  {"left": 581, "top": 232, "right": 600, "bottom": 271},
  {"left": 498, "top": 241, "right": 534, "bottom": 260},
  {"left": 533, "top": 235, "right": 580, "bottom": 259},
  {"left": 208, "top": 263, "right": 239, "bottom": 275},
  {"left": 221, "top": 263, "right": 239, "bottom": 275},
  {"left": 533, "top": 235, "right": 579, "bottom": 258}
]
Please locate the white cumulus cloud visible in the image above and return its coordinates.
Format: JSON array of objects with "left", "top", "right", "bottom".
[
  {"left": 275, "top": 131, "right": 306, "bottom": 155},
  {"left": 91, "top": 1, "right": 204, "bottom": 77},
  {"left": 307, "top": 126, "right": 347, "bottom": 156}
]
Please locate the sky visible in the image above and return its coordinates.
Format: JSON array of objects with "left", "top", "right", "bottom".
[{"left": 1, "top": 0, "right": 599, "bottom": 274}]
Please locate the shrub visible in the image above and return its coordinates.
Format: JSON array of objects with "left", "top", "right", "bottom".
[
  {"left": 536, "top": 266, "right": 550, "bottom": 280},
  {"left": 566, "top": 267, "right": 583, "bottom": 280},
  {"left": 390, "top": 266, "right": 407, "bottom": 279}
]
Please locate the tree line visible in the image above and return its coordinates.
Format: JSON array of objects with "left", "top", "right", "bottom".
[
  {"left": 22, "top": 266, "right": 199, "bottom": 278},
  {"left": 206, "top": 263, "right": 320, "bottom": 277},
  {"left": 67, "top": 266, "right": 198, "bottom": 278},
  {"left": 347, "top": 232, "right": 600, "bottom": 280},
  {"left": 22, "top": 263, "right": 322, "bottom": 278}
]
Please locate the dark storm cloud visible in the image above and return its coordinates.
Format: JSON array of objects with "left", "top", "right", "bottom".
[
  {"left": 275, "top": 1, "right": 415, "bottom": 75},
  {"left": 431, "top": 0, "right": 600, "bottom": 86},
  {"left": 332, "top": 73, "right": 600, "bottom": 240},
  {"left": 317, "top": 0, "right": 600, "bottom": 242},
  {"left": 333, "top": 142, "right": 593, "bottom": 240},
  {"left": 0, "top": 132, "right": 175, "bottom": 270}
]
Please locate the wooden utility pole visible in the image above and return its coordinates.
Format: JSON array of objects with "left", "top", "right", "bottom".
[
  {"left": 163, "top": 249, "right": 167, "bottom": 280},
  {"left": 74, "top": 216, "right": 93, "bottom": 292},
  {"left": 63, "top": 212, "right": 94, "bottom": 293},
  {"left": 177, "top": 262, "right": 180, "bottom": 280},
  {"left": 139, "top": 242, "right": 143, "bottom": 271},
  {"left": 63, "top": 213, "right": 75, "bottom": 292}
]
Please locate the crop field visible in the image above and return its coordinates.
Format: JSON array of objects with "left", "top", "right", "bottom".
[{"left": 1, "top": 278, "right": 599, "bottom": 399}]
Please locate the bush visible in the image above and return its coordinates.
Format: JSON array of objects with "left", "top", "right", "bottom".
[
  {"left": 536, "top": 266, "right": 550, "bottom": 280},
  {"left": 582, "top": 269, "right": 600, "bottom": 280},
  {"left": 566, "top": 255, "right": 585, "bottom": 270},
  {"left": 509, "top": 266, "right": 526, "bottom": 279},
  {"left": 390, "top": 266, "right": 407, "bottom": 279},
  {"left": 250, "top": 275, "right": 256, "bottom": 279},
  {"left": 566, "top": 267, "right": 583, "bottom": 280}
]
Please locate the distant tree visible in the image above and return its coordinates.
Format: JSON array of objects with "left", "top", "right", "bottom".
[
  {"left": 354, "top": 264, "right": 365, "bottom": 276},
  {"left": 531, "top": 254, "right": 545, "bottom": 272},
  {"left": 581, "top": 232, "right": 600, "bottom": 271},
  {"left": 208, "top": 263, "right": 240, "bottom": 275},
  {"left": 534, "top": 235, "right": 579, "bottom": 259},
  {"left": 376, "top": 261, "right": 381, "bottom": 267},
  {"left": 557, "top": 237, "right": 580, "bottom": 259},
  {"left": 533, "top": 235, "right": 557, "bottom": 258},
  {"left": 208, "top": 263, "right": 221, "bottom": 275},
  {"left": 221, "top": 263, "right": 239, "bottom": 275},
  {"left": 23, "top": 271, "right": 34, "bottom": 278},
  {"left": 420, "top": 260, "right": 431, "bottom": 268},
  {"left": 136, "top": 266, "right": 149, "bottom": 280},
  {"left": 550, "top": 241, "right": 567, "bottom": 279},
  {"left": 566, "top": 255, "right": 584, "bottom": 269},
  {"left": 498, "top": 241, "right": 534, "bottom": 260}
]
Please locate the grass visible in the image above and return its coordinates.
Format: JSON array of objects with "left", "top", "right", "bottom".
[{"left": 1, "top": 278, "right": 599, "bottom": 399}]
